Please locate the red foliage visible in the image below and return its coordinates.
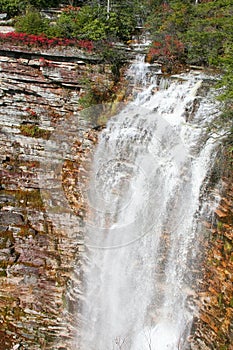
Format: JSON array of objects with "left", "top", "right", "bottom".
[
  {"left": 0, "top": 32, "right": 94, "bottom": 52},
  {"left": 148, "top": 35, "right": 184, "bottom": 63},
  {"left": 26, "top": 107, "right": 37, "bottom": 116},
  {"left": 77, "top": 39, "right": 94, "bottom": 52},
  {"left": 62, "top": 5, "right": 81, "bottom": 13}
]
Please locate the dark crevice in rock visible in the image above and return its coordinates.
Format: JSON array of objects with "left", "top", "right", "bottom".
[
  {"left": 0, "top": 49, "right": 102, "bottom": 64},
  {"left": 4, "top": 88, "right": 42, "bottom": 97}
]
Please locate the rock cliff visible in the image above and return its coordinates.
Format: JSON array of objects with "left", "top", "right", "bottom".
[
  {"left": 0, "top": 48, "right": 232, "bottom": 350},
  {"left": 193, "top": 153, "right": 233, "bottom": 350},
  {"left": 0, "top": 49, "right": 115, "bottom": 350}
]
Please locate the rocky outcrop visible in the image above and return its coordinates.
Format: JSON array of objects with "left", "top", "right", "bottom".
[
  {"left": 192, "top": 154, "right": 233, "bottom": 350},
  {"left": 0, "top": 48, "right": 232, "bottom": 350},
  {"left": 0, "top": 51, "right": 114, "bottom": 349}
]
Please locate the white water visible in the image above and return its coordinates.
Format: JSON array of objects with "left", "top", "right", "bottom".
[{"left": 78, "top": 60, "right": 219, "bottom": 350}]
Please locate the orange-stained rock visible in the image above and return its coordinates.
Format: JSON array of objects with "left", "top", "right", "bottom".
[
  {"left": 193, "top": 150, "right": 233, "bottom": 349},
  {"left": 215, "top": 209, "right": 227, "bottom": 218}
]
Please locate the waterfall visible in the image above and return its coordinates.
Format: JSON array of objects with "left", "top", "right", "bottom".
[{"left": 78, "top": 60, "right": 220, "bottom": 350}]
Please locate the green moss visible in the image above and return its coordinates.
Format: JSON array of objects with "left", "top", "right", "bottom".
[
  {"left": 218, "top": 293, "right": 225, "bottom": 309},
  {"left": 217, "top": 221, "right": 224, "bottom": 231},
  {"left": 62, "top": 293, "right": 67, "bottom": 308},
  {"left": 12, "top": 306, "right": 25, "bottom": 320},
  {"left": 18, "top": 225, "right": 33, "bottom": 237},
  {"left": 0, "top": 230, "right": 14, "bottom": 249},
  {"left": 79, "top": 91, "right": 97, "bottom": 109},
  {"left": 19, "top": 124, "right": 50, "bottom": 139},
  {"left": 0, "top": 269, "right": 7, "bottom": 277},
  {"left": 0, "top": 259, "right": 14, "bottom": 270},
  {"left": 15, "top": 189, "right": 44, "bottom": 210},
  {"left": 224, "top": 241, "right": 233, "bottom": 253},
  {"left": 0, "top": 190, "right": 44, "bottom": 212}
]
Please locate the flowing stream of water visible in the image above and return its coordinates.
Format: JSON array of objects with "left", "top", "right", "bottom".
[{"left": 78, "top": 58, "right": 220, "bottom": 350}]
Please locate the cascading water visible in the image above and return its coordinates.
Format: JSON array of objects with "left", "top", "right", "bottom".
[{"left": 78, "top": 59, "right": 220, "bottom": 350}]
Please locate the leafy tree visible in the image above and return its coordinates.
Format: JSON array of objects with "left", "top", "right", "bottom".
[
  {"left": 0, "top": 0, "right": 61, "bottom": 17},
  {"left": 0, "top": 0, "right": 24, "bottom": 17},
  {"left": 28, "top": 0, "right": 61, "bottom": 8},
  {"left": 146, "top": 0, "right": 233, "bottom": 147},
  {"left": 219, "top": 44, "right": 233, "bottom": 103},
  {"left": 48, "top": 5, "right": 107, "bottom": 40},
  {"left": 184, "top": 0, "right": 233, "bottom": 65},
  {"left": 147, "top": 0, "right": 233, "bottom": 66},
  {"left": 216, "top": 44, "right": 233, "bottom": 144},
  {"left": 48, "top": 2, "right": 141, "bottom": 42}
]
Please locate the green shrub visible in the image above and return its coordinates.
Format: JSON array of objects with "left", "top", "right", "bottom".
[
  {"left": 15, "top": 7, "right": 49, "bottom": 35},
  {"left": 0, "top": 0, "right": 60, "bottom": 17},
  {"left": 0, "top": 0, "right": 25, "bottom": 17},
  {"left": 19, "top": 124, "right": 50, "bottom": 139},
  {"left": 46, "top": 4, "right": 138, "bottom": 42}
]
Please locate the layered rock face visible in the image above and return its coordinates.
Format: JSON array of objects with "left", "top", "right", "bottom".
[
  {"left": 193, "top": 162, "right": 233, "bottom": 350},
  {"left": 0, "top": 50, "right": 108, "bottom": 350},
  {"left": 0, "top": 49, "right": 232, "bottom": 350}
]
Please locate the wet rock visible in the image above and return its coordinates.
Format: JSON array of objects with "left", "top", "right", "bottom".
[
  {"left": 0, "top": 48, "right": 113, "bottom": 349},
  {"left": 0, "top": 46, "right": 232, "bottom": 350},
  {"left": 0, "top": 194, "right": 15, "bottom": 204},
  {"left": 192, "top": 161, "right": 233, "bottom": 349},
  {"left": 0, "top": 211, "right": 24, "bottom": 225}
]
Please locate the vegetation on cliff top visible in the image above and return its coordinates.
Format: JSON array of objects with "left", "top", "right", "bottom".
[
  {"left": 1, "top": 1, "right": 232, "bottom": 69},
  {"left": 1, "top": 1, "right": 232, "bottom": 66},
  {"left": 0, "top": 0, "right": 232, "bottom": 147},
  {"left": 146, "top": 0, "right": 233, "bottom": 151}
]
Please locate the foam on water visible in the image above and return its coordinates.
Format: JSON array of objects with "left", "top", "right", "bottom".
[{"left": 77, "top": 58, "right": 220, "bottom": 350}]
